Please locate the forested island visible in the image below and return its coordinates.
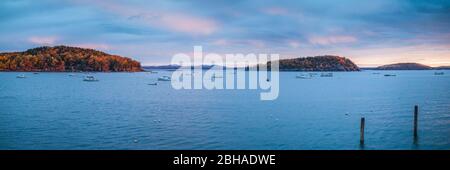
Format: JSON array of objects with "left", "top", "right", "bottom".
[
  {"left": 374, "top": 63, "right": 431, "bottom": 70},
  {"left": 0, "top": 46, "right": 142, "bottom": 72},
  {"left": 265, "top": 55, "right": 360, "bottom": 71}
]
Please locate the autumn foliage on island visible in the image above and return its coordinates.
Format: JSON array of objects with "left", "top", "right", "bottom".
[
  {"left": 0, "top": 46, "right": 142, "bottom": 72},
  {"left": 266, "top": 55, "right": 360, "bottom": 71}
]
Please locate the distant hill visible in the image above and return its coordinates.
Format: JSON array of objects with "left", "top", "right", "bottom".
[
  {"left": 265, "top": 55, "right": 360, "bottom": 71},
  {"left": 144, "top": 56, "right": 360, "bottom": 71},
  {"left": 434, "top": 66, "right": 450, "bottom": 70},
  {"left": 374, "top": 63, "right": 432, "bottom": 70},
  {"left": 143, "top": 65, "right": 217, "bottom": 70},
  {"left": 0, "top": 46, "right": 142, "bottom": 72},
  {"left": 143, "top": 57, "right": 450, "bottom": 72},
  {"left": 143, "top": 65, "right": 181, "bottom": 70}
]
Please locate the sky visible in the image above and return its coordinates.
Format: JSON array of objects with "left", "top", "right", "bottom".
[{"left": 1, "top": 0, "right": 449, "bottom": 67}]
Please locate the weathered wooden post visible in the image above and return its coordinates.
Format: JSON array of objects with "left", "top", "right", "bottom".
[
  {"left": 414, "top": 105, "right": 418, "bottom": 138},
  {"left": 360, "top": 117, "right": 365, "bottom": 145}
]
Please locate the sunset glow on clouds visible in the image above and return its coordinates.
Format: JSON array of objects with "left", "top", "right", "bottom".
[
  {"left": 0, "top": 0, "right": 449, "bottom": 66},
  {"left": 28, "top": 36, "right": 59, "bottom": 45},
  {"left": 308, "top": 36, "right": 357, "bottom": 45}
]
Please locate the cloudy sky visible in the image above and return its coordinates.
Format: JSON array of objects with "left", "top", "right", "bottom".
[{"left": 1, "top": 0, "right": 449, "bottom": 66}]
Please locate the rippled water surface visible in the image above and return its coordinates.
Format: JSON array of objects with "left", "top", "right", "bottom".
[{"left": 0, "top": 70, "right": 449, "bottom": 149}]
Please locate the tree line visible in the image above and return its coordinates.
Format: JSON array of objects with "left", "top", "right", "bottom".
[
  {"left": 265, "top": 55, "right": 360, "bottom": 71},
  {"left": 0, "top": 46, "right": 142, "bottom": 72}
]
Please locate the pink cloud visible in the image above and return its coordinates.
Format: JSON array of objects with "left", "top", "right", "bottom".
[
  {"left": 76, "top": 0, "right": 218, "bottom": 36},
  {"left": 246, "top": 40, "right": 265, "bottom": 48},
  {"left": 287, "top": 40, "right": 301, "bottom": 48},
  {"left": 308, "top": 35, "right": 357, "bottom": 45},
  {"left": 211, "top": 39, "right": 265, "bottom": 48},
  {"left": 28, "top": 36, "right": 58, "bottom": 45},
  {"left": 212, "top": 39, "right": 229, "bottom": 46},
  {"left": 263, "top": 7, "right": 290, "bottom": 15},
  {"left": 157, "top": 14, "right": 218, "bottom": 35},
  {"left": 72, "top": 43, "right": 110, "bottom": 50}
]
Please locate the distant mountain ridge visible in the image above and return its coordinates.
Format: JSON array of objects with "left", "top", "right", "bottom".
[
  {"left": 363, "top": 63, "right": 449, "bottom": 70},
  {"left": 0, "top": 46, "right": 142, "bottom": 72},
  {"left": 143, "top": 65, "right": 181, "bottom": 70},
  {"left": 142, "top": 59, "right": 450, "bottom": 72},
  {"left": 143, "top": 65, "right": 217, "bottom": 70},
  {"left": 145, "top": 56, "right": 360, "bottom": 72},
  {"left": 434, "top": 66, "right": 450, "bottom": 70}
]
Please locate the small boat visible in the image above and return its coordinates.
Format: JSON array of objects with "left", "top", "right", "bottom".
[
  {"left": 83, "top": 75, "right": 99, "bottom": 82},
  {"left": 33, "top": 72, "right": 39, "bottom": 74},
  {"left": 148, "top": 71, "right": 158, "bottom": 74},
  {"left": 384, "top": 74, "right": 396, "bottom": 77},
  {"left": 434, "top": 72, "right": 444, "bottom": 75},
  {"left": 296, "top": 74, "right": 311, "bottom": 79},
  {"left": 148, "top": 83, "right": 158, "bottom": 85},
  {"left": 68, "top": 74, "right": 76, "bottom": 76},
  {"left": 372, "top": 72, "right": 381, "bottom": 75},
  {"left": 16, "top": 74, "right": 26, "bottom": 78},
  {"left": 320, "top": 73, "right": 333, "bottom": 77},
  {"left": 157, "top": 76, "right": 171, "bottom": 81}
]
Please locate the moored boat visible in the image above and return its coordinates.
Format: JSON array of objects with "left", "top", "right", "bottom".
[
  {"left": 16, "top": 74, "right": 26, "bottom": 78},
  {"left": 83, "top": 75, "right": 99, "bottom": 82},
  {"left": 158, "top": 76, "right": 171, "bottom": 81},
  {"left": 296, "top": 74, "right": 311, "bottom": 79}
]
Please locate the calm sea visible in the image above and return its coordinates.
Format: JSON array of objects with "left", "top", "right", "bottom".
[{"left": 0, "top": 70, "right": 449, "bottom": 149}]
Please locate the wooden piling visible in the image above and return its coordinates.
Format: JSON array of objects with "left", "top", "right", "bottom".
[
  {"left": 414, "top": 105, "right": 418, "bottom": 138},
  {"left": 360, "top": 117, "right": 365, "bottom": 145}
]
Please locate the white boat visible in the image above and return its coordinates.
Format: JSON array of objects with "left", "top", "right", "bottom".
[
  {"left": 16, "top": 74, "right": 26, "bottom": 78},
  {"left": 83, "top": 75, "right": 99, "bottom": 82},
  {"left": 320, "top": 73, "right": 333, "bottom": 77},
  {"left": 157, "top": 76, "right": 171, "bottom": 81},
  {"left": 296, "top": 74, "right": 311, "bottom": 79}
]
